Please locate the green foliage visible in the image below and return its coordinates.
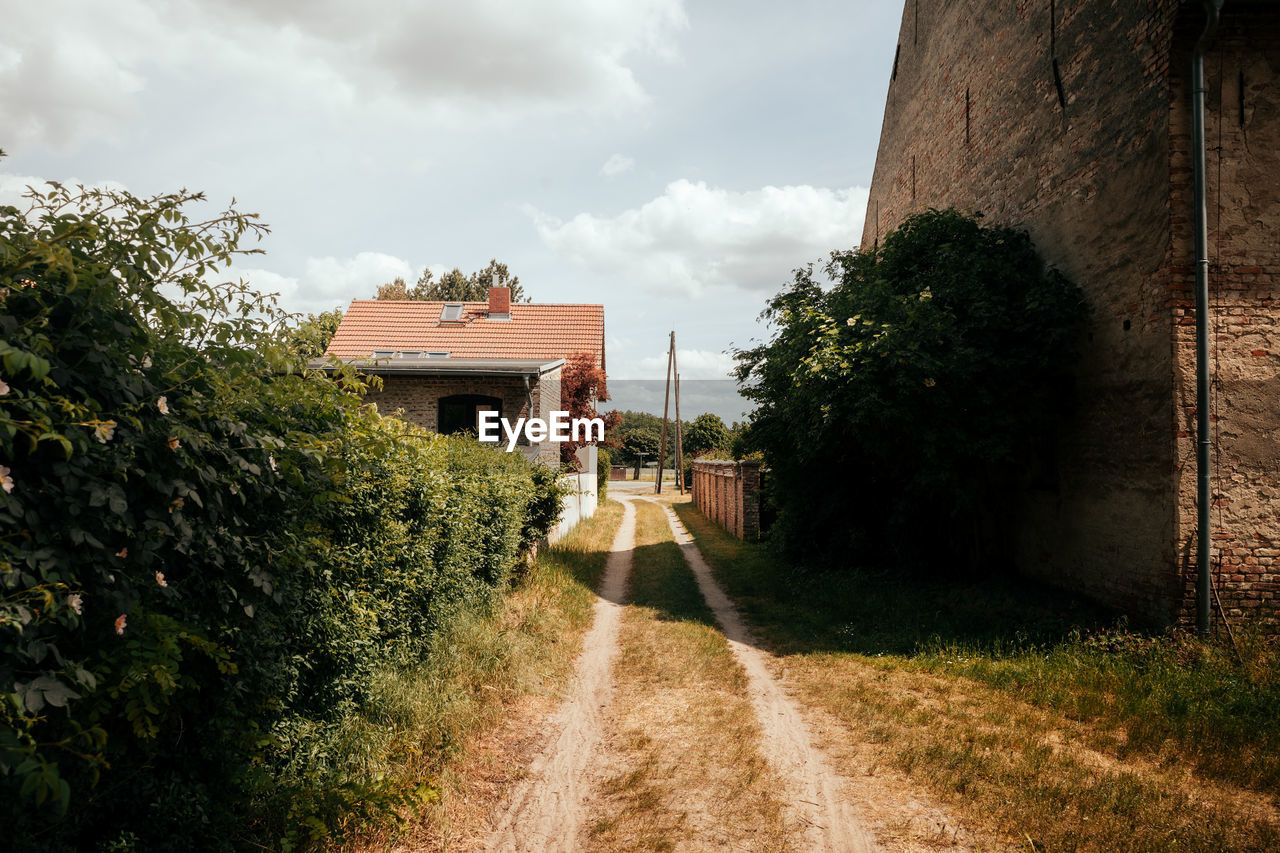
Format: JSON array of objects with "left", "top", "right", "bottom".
[
  {"left": 596, "top": 446, "right": 610, "bottom": 503},
  {"left": 735, "top": 209, "right": 1087, "bottom": 570},
  {"left": 684, "top": 412, "right": 730, "bottom": 458},
  {"left": 0, "top": 184, "right": 560, "bottom": 850},
  {"left": 283, "top": 308, "right": 344, "bottom": 361},
  {"left": 609, "top": 410, "right": 678, "bottom": 469},
  {"left": 376, "top": 259, "right": 528, "bottom": 303}
]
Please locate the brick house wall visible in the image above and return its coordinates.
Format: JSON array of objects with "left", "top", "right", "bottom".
[
  {"left": 363, "top": 368, "right": 563, "bottom": 467},
  {"left": 863, "top": 1, "right": 1279, "bottom": 625}
]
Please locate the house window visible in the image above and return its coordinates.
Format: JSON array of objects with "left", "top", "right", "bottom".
[
  {"left": 440, "top": 304, "right": 464, "bottom": 321},
  {"left": 426, "top": 351, "right": 450, "bottom": 358},
  {"left": 372, "top": 350, "right": 395, "bottom": 358},
  {"left": 438, "top": 394, "right": 503, "bottom": 436}
]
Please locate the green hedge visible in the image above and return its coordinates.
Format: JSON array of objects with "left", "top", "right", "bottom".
[
  {"left": 0, "top": 184, "right": 561, "bottom": 850},
  {"left": 596, "top": 446, "right": 610, "bottom": 503}
]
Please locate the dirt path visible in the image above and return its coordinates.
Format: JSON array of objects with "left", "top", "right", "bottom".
[
  {"left": 487, "top": 494, "right": 876, "bottom": 851},
  {"left": 484, "top": 497, "right": 637, "bottom": 852},
  {"left": 653, "top": 499, "right": 878, "bottom": 853}
]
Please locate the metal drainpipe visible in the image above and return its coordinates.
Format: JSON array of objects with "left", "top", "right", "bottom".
[{"left": 1192, "top": 0, "right": 1224, "bottom": 636}]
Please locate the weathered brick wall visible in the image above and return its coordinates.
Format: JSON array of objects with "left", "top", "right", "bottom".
[
  {"left": 864, "top": 1, "right": 1278, "bottom": 625},
  {"left": 1168, "top": 8, "right": 1280, "bottom": 623},
  {"left": 362, "top": 368, "right": 562, "bottom": 467},
  {"left": 692, "top": 460, "right": 762, "bottom": 540}
]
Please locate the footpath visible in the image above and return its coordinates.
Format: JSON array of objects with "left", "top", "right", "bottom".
[{"left": 484, "top": 494, "right": 877, "bottom": 852}]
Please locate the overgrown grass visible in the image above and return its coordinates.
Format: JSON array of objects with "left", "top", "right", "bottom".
[
  {"left": 675, "top": 502, "right": 1280, "bottom": 852},
  {"left": 334, "top": 500, "right": 625, "bottom": 850}
]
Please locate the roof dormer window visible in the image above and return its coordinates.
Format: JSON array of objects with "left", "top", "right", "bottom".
[{"left": 441, "top": 303, "right": 464, "bottom": 321}]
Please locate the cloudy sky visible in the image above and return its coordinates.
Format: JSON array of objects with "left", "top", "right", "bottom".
[{"left": 1, "top": 0, "right": 901, "bottom": 381}]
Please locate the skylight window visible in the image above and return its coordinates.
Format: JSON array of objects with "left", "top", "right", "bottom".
[
  {"left": 441, "top": 303, "right": 463, "bottom": 321},
  {"left": 372, "top": 350, "right": 395, "bottom": 358}
]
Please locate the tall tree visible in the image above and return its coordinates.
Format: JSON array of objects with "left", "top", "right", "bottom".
[
  {"left": 375, "top": 276, "right": 412, "bottom": 300},
  {"left": 284, "top": 308, "right": 344, "bottom": 361},
  {"left": 375, "top": 259, "right": 527, "bottom": 303},
  {"left": 684, "top": 412, "right": 731, "bottom": 457}
]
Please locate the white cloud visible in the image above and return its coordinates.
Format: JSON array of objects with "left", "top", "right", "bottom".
[
  {"left": 600, "top": 153, "right": 636, "bottom": 177},
  {"left": 232, "top": 252, "right": 418, "bottom": 316},
  {"left": 634, "top": 348, "right": 735, "bottom": 379},
  {"left": 528, "top": 179, "right": 869, "bottom": 296},
  {"left": 0, "top": 172, "right": 129, "bottom": 208},
  {"left": 0, "top": 0, "right": 689, "bottom": 150}
]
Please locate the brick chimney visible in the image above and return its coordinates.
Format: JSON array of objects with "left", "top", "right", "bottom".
[{"left": 487, "top": 286, "right": 511, "bottom": 319}]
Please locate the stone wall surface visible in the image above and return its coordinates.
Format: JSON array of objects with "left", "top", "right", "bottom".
[{"left": 864, "top": 1, "right": 1278, "bottom": 625}]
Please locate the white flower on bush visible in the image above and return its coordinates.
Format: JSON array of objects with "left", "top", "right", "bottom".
[
  {"left": 0, "top": 378, "right": 9, "bottom": 395},
  {"left": 155, "top": 572, "right": 167, "bottom": 588},
  {"left": 94, "top": 420, "right": 117, "bottom": 444},
  {"left": 0, "top": 465, "right": 12, "bottom": 493},
  {"left": 157, "top": 396, "right": 169, "bottom": 415},
  {"left": 67, "top": 594, "right": 83, "bottom": 615}
]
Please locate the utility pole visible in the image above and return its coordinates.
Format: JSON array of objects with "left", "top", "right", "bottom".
[
  {"left": 656, "top": 331, "right": 674, "bottom": 494},
  {"left": 674, "top": 369, "right": 684, "bottom": 495}
]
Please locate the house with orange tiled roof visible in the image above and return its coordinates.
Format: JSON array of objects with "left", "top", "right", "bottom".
[{"left": 320, "top": 287, "right": 605, "bottom": 466}]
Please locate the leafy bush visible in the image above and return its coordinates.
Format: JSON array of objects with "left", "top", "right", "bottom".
[
  {"left": 735, "top": 209, "right": 1087, "bottom": 570},
  {"left": 0, "top": 183, "right": 560, "bottom": 850}
]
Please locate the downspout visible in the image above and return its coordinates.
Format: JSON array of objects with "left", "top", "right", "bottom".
[{"left": 1192, "top": 0, "right": 1224, "bottom": 636}]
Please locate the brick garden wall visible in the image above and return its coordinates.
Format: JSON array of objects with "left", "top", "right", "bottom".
[
  {"left": 692, "top": 460, "right": 762, "bottom": 540},
  {"left": 863, "top": 1, "right": 1279, "bottom": 625}
]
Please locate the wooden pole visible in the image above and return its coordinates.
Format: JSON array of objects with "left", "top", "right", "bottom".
[
  {"left": 674, "top": 370, "right": 684, "bottom": 495},
  {"left": 656, "top": 331, "right": 674, "bottom": 494}
]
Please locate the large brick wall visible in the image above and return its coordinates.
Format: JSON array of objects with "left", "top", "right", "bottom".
[
  {"left": 863, "top": 1, "right": 1279, "bottom": 626},
  {"left": 362, "top": 369, "right": 562, "bottom": 467},
  {"left": 1169, "top": 8, "right": 1280, "bottom": 622}
]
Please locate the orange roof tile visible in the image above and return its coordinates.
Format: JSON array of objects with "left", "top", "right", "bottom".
[{"left": 325, "top": 300, "right": 606, "bottom": 371}]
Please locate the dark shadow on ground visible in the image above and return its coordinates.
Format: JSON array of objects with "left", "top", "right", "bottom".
[{"left": 670, "top": 501, "right": 1123, "bottom": 659}]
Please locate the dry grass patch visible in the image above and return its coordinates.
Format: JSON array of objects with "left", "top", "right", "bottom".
[
  {"left": 342, "top": 500, "right": 625, "bottom": 853},
  {"left": 586, "top": 499, "right": 794, "bottom": 852},
  {"left": 675, "top": 502, "right": 1280, "bottom": 853},
  {"left": 787, "top": 655, "right": 1280, "bottom": 853}
]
